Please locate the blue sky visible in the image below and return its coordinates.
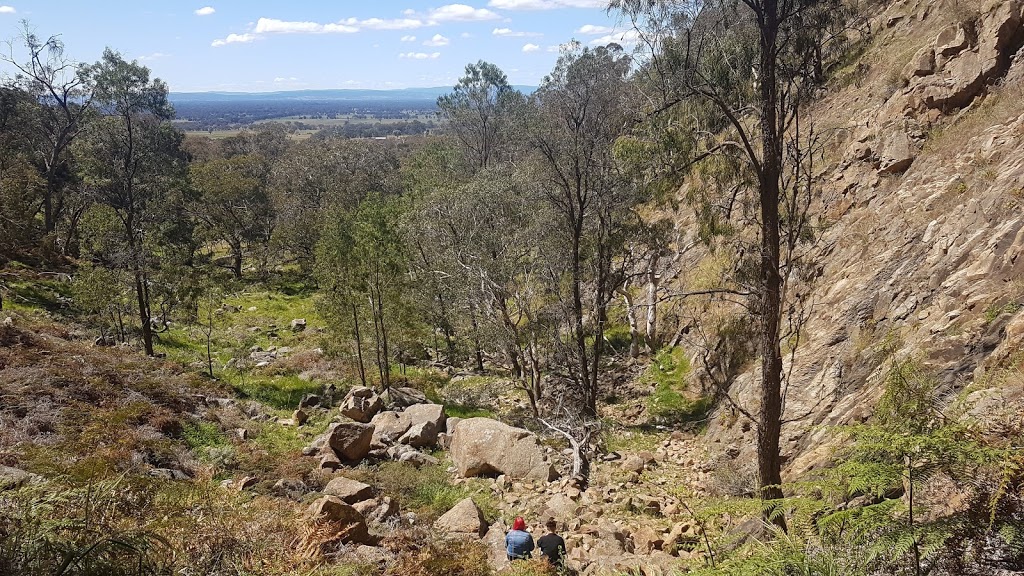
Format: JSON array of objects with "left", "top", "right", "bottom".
[{"left": 0, "top": 1, "right": 637, "bottom": 92}]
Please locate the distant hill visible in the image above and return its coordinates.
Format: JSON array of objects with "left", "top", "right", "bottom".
[{"left": 169, "top": 86, "right": 537, "bottom": 104}]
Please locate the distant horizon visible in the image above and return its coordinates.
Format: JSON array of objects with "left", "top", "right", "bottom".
[
  {"left": 0, "top": 1, "right": 634, "bottom": 92},
  {"left": 168, "top": 84, "right": 537, "bottom": 96}
]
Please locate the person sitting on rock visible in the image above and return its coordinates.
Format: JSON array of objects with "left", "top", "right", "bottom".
[
  {"left": 537, "top": 518, "right": 566, "bottom": 567},
  {"left": 506, "top": 516, "right": 535, "bottom": 561}
]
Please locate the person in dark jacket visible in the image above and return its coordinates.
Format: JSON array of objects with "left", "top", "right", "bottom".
[
  {"left": 537, "top": 518, "right": 566, "bottom": 567},
  {"left": 505, "top": 516, "right": 535, "bottom": 560}
]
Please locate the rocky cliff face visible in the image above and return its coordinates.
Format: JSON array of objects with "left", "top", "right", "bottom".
[{"left": 684, "top": 0, "right": 1024, "bottom": 478}]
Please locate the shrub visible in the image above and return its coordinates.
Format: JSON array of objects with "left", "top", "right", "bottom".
[{"left": 383, "top": 526, "right": 493, "bottom": 576}]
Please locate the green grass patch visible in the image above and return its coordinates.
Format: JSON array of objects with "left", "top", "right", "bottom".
[
  {"left": 604, "top": 427, "right": 666, "bottom": 453},
  {"left": 182, "top": 421, "right": 227, "bottom": 451},
  {"left": 233, "top": 374, "right": 322, "bottom": 411},
  {"left": 3, "top": 276, "right": 74, "bottom": 314},
  {"left": 644, "top": 347, "right": 713, "bottom": 424},
  {"left": 444, "top": 403, "right": 495, "bottom": 419},
  {"left": 251, "top": 410, "right": 330, "bottom": 457}
]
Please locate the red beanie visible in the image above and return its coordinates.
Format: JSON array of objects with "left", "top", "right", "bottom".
[{"left": 512, "top": 517, "right": 526, "bottom": 531}]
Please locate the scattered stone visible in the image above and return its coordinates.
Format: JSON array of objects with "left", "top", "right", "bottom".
[
  {"left": 364, "top": 496, "right": 400, "bottom": 524},
  {"left": 370, "top": 411, "right": 408, "bottom": 446},
  {"left": 290, "top": 318, "right": 307, "bottom": 332},
  {"left": 319, "top": 452, "right": 343, "bottom": 471},
  {"left": 906, "top": 46, "right": 936, "bottom": 77},
  {"left": 307, "top": 496, "right": 372, "bottom": 545},
  {"left": 545, "top": 494, "right": 579, "bottom": 521},
  {"left": 149, "top": 468, "right": 190, "bottom": 481},
  {"left": 878, "top": 131, "right": 916, "bottom": 174},
  {"left": 434, "top": 497, "right": 487, "bottom": 538},
  {"left": 398, "top": 451, "right": 439, "bottom": 468},
  {"left": 299, "top": 394, "right": 321, "bottom": 409},
  {"left": 293, "top": 409, "right": 309, "bottom": 426},
  {"left": 0, "top": 466, "right": 37, "bottom": 490},
  {"left": 323, "top": 476, "right": 374, "bottom": 504},
  {"left": 620, "top": 455, "right": 646, "bottom": 474},
  {"left": 234, "top": 428, "right": 248, "bottom": 441},
  {"left": 340, "top": 387, "right": 383, "bottom": 423},
  {"left": 272, "top": 478, "right": 308, "bottom": 500},
  {"left": 633, "top": 525, "right": 665, "bottom": 553},
  {"left": 385, "top": 386, "right": 428, "bottom": 408},
  {"left": 396, "top": 403, "right": 446, "bottom": 448},
  {"left": 237, "top": 476, "right": 258, "bottom": 491},
  {"left": 327, "top": 422, "right": 375, "bottom": 463}
]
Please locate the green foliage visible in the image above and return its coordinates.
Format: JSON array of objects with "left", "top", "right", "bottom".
[
  {"left": 0, "top": 475, "right": 306, "bottom": 576},
  {"left": 232, "top": 373, "right": 322, "bottom": 411},
  {"left": 181, "top": 420, "right": 226, "bottom": 451},
  {"left": 644, "top": 347, "right": 712, "bottom": 423},
  {"left": 350, "top": 461, "right": 497, "bottom": 523}
]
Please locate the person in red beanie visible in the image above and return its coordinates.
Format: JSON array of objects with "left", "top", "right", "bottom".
[{"left": 505, "top": 516, "right": 535, "bottom": 560}]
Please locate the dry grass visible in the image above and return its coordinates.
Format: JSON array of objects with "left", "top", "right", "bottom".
[{"left": 922, "top": 78, "right": 1024, "bottom": 157}]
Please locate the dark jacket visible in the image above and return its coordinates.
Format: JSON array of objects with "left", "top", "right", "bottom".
[
  {"left": 505, "top": 529, "right": 535, "bottom": 559},
  {"left": 537, "top": 532, "right": 566, "bottom": 565}
]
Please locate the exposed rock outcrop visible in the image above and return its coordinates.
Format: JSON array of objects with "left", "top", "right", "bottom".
[{"left": 450, "top": 417, "right": 557, "bottom": 482}]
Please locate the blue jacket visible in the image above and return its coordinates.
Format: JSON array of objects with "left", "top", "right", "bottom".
[{"left": 505, "top": 529, "right": 535, "bottom": 559}]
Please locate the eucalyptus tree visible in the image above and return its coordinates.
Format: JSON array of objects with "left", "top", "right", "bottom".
[
  {"left": 411, "top": 164, "right": 558, "bottom": 415},
  {"left": 437, "top": 61, "right": 525, "bottom": 171},
  {"left": 0, "top": 86, "right": 42, "bottom": 260},
  {"left": 316, "top": 194, "right": 411, "bottom": 391},
  {"left": 2, "top": 24, "right": 95, "bottom": 238},
  {"left": 612, "top": 0, "right": 851, "bottom": 526},
  {"left": 528, "top": 42, "right": 638, "bottom": 417},
  {"left": 189, "top": 154, "right": 270, "bottom": 278},
  {"left": 77, "top": 49, "right": 185, "bottom": 356},
  {"left": 271, "top": 138, "right": 401, "bottom": 268}
]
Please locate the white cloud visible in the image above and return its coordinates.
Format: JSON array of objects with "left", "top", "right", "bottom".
[
  {"left": 400, "top": 51, "right": 442, "bottom": 60},
  {"left": 492, "top": 27, "right": 541, "bottom": 37},
  {"left": 423, "top": 33, "right": 450, "bottom": 46},
  {"left": 194, "top": 6, "right": 215, "bottom": 16},
  {"left": 137, "top": 52, "right": 169, "bottom": 61},
  {"left": 274, "top": 76, "right": 299, "bottom": 82},
  {"left": 210, "top": 6, "right": 495, "bottom": 47},
  {"left": 353, "top": 17, "right": 424, "bottom": 30},
  {"left": 211, "top": 33, "right": 258, "bottom": 47},
  {"left": 589, "top": 29, "right": 640, "bottom": 46},
  {"left": 401, "top": 35, "right": 417, "bottom": 42},
  {"left": 489, "top": 0, "right": 605, "bottom": 9},
  {"left": 460, "top": 32, "right": 473, "bottom": 38},
  {"left": 427, "top": 4, "right": 500, "bottom": 22},
  {"left": 522, "top": 43, "right": 540, "bottom": 52},
  {"left": 546, "top": 44, "right": 561, "bottom": 52},
  {"left": 576, "top": 24, "right": 612, "bottom": 35},
  {"left": 254, "top": 17, "right": 360, "bottom": 34},
  {"left": 0, "top": 5, "right": 15, "bottom": 13}
]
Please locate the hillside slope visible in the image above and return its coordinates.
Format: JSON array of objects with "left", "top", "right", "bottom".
[{"left": 678, "top": 0, "right": 1024, "bottom": 477}]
